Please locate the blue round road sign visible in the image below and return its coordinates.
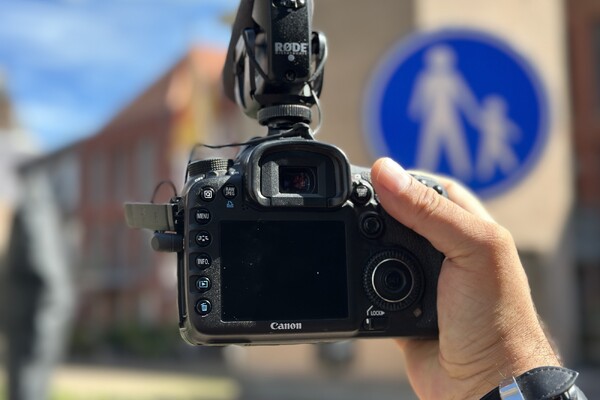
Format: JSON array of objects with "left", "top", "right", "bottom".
[{"left": 364, "top": 29, "right": 550, "bottom": 198}]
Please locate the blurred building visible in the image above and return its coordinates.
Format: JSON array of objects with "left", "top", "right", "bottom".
[
  {"left": 75, "top": 47, "right": 245, "bottom": 338},
  {"left": 237, "top": 0, "right": 598, "bottom": 374},
  {"left": 15, "top": 0, "right": 600, "bottom": 378},
  {"left": 12, "top": 48, "right": 247, "bottom": 356},
  {"left": 568, "top": 0, "right": 600, "bottom": 365},
  {"left": 312, "top": 0, "right": 600, "bottom": 366}
]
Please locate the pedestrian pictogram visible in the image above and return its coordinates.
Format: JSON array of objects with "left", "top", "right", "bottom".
[{"left": 365, "top": 29, "right": 549, "bottom": 198}]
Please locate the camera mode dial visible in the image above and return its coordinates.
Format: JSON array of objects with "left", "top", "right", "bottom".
[
  {"left": 364, "top": 250, "right": 423, "bottom": 312},
  {"left": 187, "top": 158, "right": 233, "bottom": 178}
]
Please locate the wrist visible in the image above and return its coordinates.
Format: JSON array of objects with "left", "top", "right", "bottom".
[
  {"left": 479, "top": 366, "right": 585, "bottom": 400},
  {"left": 469, "top": 327, "right": 561, "bottom": 398}
]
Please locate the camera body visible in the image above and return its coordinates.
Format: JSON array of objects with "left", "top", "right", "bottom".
[
  {"left": 125, "top": 0, "right": 447, "bottom": 346},
  {"left": 173, "top": 137, "right": 445, "bottom": 345}
]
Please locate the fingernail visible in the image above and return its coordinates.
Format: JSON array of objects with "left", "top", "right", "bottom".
[{"left": 376, "top": 158, "right": 411, "bottom": 193}]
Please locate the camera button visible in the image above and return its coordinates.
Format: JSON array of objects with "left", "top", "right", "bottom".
[
  {"left": 433, "top": 185, "right": 444, "bottom": 195},
  {"left": 363, "top": 316, "right": 389, "bottom": 331},
  {"left": 195, "top": 208, "right": 211, "bottom": 224},
  {"left": 360, "top": 213, "right": 384, "bottom": 238},
  {"left": 194, "top": 253, "right": 212, "bottom": 269},
  {"left": 195, "top": 277, "right": 211, "bottom": 293},
  {"left": 195, "top": 231, "right": 212, "bottom": 247},
  {"left": 222, "top": 184, "right": 237, "bottom": 199},
  {"left": 200, "top": 187, "right": 215, "bottom": 202},
  {"left": 195, "top": 299, "right": 212, "bottom": 316},
  {"left": 352, "top": 183, "right": 372, "bottom": 205}
]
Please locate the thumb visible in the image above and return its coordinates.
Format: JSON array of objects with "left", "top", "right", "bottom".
[{"left": 371, "top": 158, "right": 494, "bottom": 259}]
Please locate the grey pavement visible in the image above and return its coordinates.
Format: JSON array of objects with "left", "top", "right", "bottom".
[
  {"left": 2, "top": 357, "right": 598, "bottom": 399},
  {"left": 237, "top": 367, "right": 600, "bottom": 400},
  {"left": 237, "top": 375, "right": 417, "bottom": 400}
]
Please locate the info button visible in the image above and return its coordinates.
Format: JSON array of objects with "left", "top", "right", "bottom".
[{"left": 194, "top": 253, "right": 212, "bottom": 270}]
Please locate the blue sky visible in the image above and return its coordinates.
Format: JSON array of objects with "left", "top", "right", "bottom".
[{"left": 0, "top": 0, "right": 238, "bottom": 151}]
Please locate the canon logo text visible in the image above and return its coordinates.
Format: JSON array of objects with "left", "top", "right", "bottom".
[{"left": 270, "top": 322, "right": 303, "bottom": 330}]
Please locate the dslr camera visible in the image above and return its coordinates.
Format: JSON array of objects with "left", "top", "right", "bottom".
[{"left": 125, "top": 0, "right": 445, "bottom": 345}]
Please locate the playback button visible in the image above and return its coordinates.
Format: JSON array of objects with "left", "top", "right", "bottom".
[{"left": 195, "top": 277, "right": 211, "bottom": 293}]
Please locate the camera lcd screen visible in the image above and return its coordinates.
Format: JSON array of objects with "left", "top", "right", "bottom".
[{"left": 220, "top": 221, "right": 348, "bottom": 322}]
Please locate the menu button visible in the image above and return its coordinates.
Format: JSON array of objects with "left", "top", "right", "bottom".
[{"left": 195, "top": 208, "right": 211, "bottom": 224}]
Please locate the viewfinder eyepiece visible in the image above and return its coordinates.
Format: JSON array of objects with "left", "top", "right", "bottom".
[{"left": 279, "top": 166, "right": 317, "bottom": 194}]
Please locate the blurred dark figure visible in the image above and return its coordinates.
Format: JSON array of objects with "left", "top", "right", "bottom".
[{"left": 0, "top": 71, "right": 74, "bottom": 400}]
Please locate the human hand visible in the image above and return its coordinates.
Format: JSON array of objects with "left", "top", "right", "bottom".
[{"left": 370, "top": 158, "right": 560, "bottom": 399}]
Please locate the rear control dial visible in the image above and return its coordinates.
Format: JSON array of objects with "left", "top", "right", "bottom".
[{"left": 364, "top": 250, "right": 423, "bottom": 312}]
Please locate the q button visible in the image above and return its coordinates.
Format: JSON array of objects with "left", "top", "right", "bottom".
[{"left": 195, "top": 231, "right": 212, "bottom": 247}]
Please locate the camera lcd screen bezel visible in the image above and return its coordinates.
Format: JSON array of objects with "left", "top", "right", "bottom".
[{"left": 184, "top": 197, "right": 362, "bottom": 339}]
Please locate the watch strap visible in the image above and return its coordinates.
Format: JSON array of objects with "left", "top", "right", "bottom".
[{"left": 480, "top": 366, "right": 585, "bottom": 400}]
